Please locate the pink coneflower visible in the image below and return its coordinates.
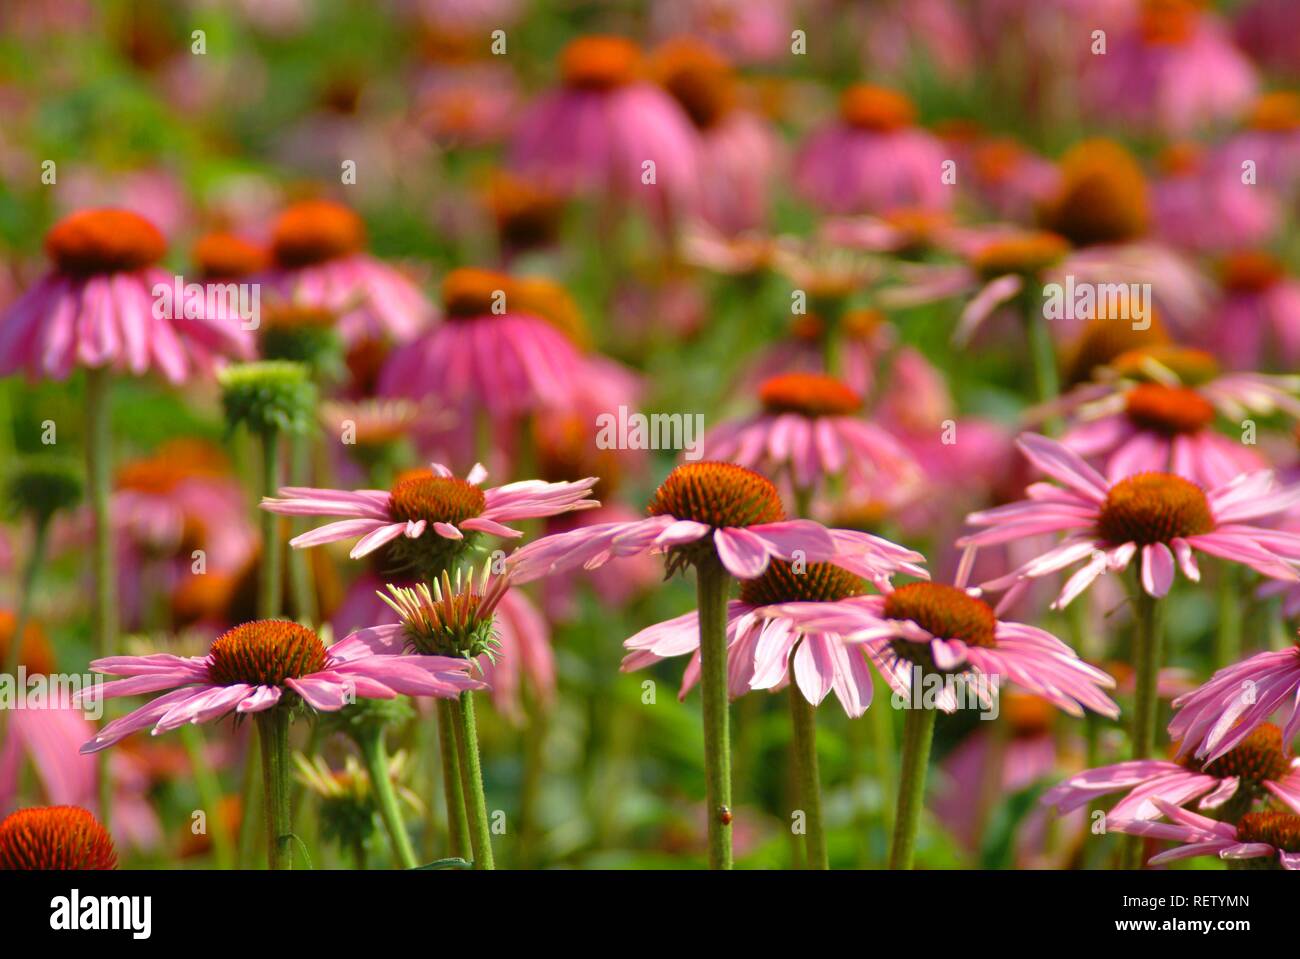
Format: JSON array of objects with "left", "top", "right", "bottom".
[
  {"left": 1045, "top": 723, "right": 1300, "bottom": 821},
  {"left": 794, "top": 85, "right": 951, "bottom": 215},
  {"left": 0, "top": 208, "right": 252, "bottom": 382},
  {"left": 260, "top": 199, "right": 433, "bottom": 346},
  {"left": 508, "top": 461, "right": 913, "bottom": 584},
  {"left": 1081, "top": 0, "right": 1258, "bottom": 136},
  {"left": 964, "top": 137, "right": 1058, "bottom": 223},
  {"left": 1110, "top": 797, "right": 1300, "bottom": 869},
  {"left": 961, "top": 434, "right": 1300, "bottom": 607},
  {"left": 1204, "top": 251, "right": 1300, "bottom": 370},
  {"left": 779, "top": 578, "right": 1121, "bottom": 719},
  {"left": 649, "top": 0, "right": 792, "bottom": 65},
  {"left": 1150, "top": 144, "right": 1278, "bottom": 255},
  {"left": 703, "top": 371, "right": 919, "bottom": 495},
  {"left": 1168, "top": 641, "right": 1300, "bottom": 764},
  {"left": 0, "top": 806, "right": 117, "bottom": 870},
  {"left": 78, "top": 619, "right": 483, "bottom": 754},
  {"left": 377, "top": 268, "right": 593, "bottom": 435},
  {"left": 261, "top": 460, "right": 598, "bottom": 576},
  {"left": 622, "top": 555, "right": 926, "bottom": 718},
  {"left": 509, "top": 36, "right": 700, "bottom": 221},
  {"left": 653, "top": 38, "right": 781, "bottom": 234}
]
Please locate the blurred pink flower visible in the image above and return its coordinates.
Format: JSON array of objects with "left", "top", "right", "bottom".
[
  {"left": 794, "top": 85, "right": 951, "bottom": 215},
  {"left": 1081, "top": 0, "right": 1257, "bottom": 136},
  {"left": 0, "top": 209, "right": 252, "bottom": 383},
  {"left": 1203, "top": 251, "right": 1300, "bottom": 370},
  {"left": 1150, "top": 144, "right": 1278, "bottom": 255},
  {"left": 509, "top": 36, "right": 700, "bottom": 222},
  {"left": 259, "top": 199, "right": 434, "bottom": 347}
]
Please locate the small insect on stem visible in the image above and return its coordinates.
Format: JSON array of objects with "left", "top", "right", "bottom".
[{"left": 718, "top": 805, "right": 733, "bottom": 825}]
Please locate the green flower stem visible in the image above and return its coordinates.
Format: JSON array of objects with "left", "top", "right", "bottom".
[
  {"left": 696, "top": 557, "right": 734, "bottom": 870},
  {"left": 1213, "top": 566, "right": 1241, "bottom": 669},
  {"left": 258, "top": 429, "right": 284, "bottom": 619},
  {"left": 437, "top": 698, "right": 471, "bottom": 859},
  {"left": 1125, "top": 584, "right": 1166, "bottom": 868},
  {"left": 1022, "top": 292, "right": 1062, "bottom": 434},
  {"left": 287, "top": 433, "right": 317, "bottom": 624},
  {"left": 178, "top": 725, "right": 234, "bottom": 869},
  {"left": 888, "top": 702, "right": 937, "bottom": 870},
  {"left": 357, "top": 726, "right": 418, "bottom": 869},
  {"left": 450, "top": 690, "right": 495, "bottom": 869},
  {"left": 787, "top": 662, "right": 828, "bottom": 869},
  {"left": 255, "top": 707, "right": 293, "bottom": 870},
  {"left": 85, "top": 367, "right": 116, "bottom": 825},
  {"left": 3, "top": 516, "right": 49, "bottom": 682}
]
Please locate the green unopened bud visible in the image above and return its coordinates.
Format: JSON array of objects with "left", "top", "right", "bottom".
[
  {"left": 218, "top": 360, "right": 317, "bottom": 436},
  {"left": 6, "top": 457, "right": 83, "bottom": 522},
  {"left": 260, "top": 305, "right": 344, "bottom": 381}
]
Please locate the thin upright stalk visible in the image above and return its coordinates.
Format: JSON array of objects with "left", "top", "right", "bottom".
[
  {"left": 1213, "top": 567, "right": 1241, "bottom": 669},
  {"left": 258, "top": 430, "right": 283, "bottom": 619},
  {"left": 357, "top": 727, "right": 418, "bottom": 869},
  {"left": 450, "top": 691, "right": 495, "bottom": 869},
  {"left": 179, "top": 725, "right": 234, "bottom": 869},
  {"left": 787, "top": 663, "right": 828, "bottom": 869},
  {"left": 695, "top": 557, "right": 734, "bottom": 869},
  {"left": 85, "top": 367, "right": 115, "bottom": 825},
  {"left": 437, "top": 698, "right": 471, "bottom": 858},
  {"left": 287, "top": 433, "right": 317, "bottom": 624},
  {"left": 255, "top": 707, "right": 293, "bottom": 870},
  {"left": 888, "top": 702, "right": 937, "bottom": 870},
  {"left": 3, "top": 517, "right": 49, "bottom": 681},
  {"left": 1022, "top": 292, "right": 1062, "bottom": 434},
  {"left": 1124, "top": 584, "right": 1166, "bottom": 868}
]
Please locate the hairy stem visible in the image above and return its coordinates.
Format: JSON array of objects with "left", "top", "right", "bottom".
[
  {"left": 696, "top": 557, "right": 734, "bottom": 869},
  {"left": 450, "top": 691, "right": 495, "bottom": 869},
  {"left": 888, "top": 702, "right": 936, "bottom": 870}
]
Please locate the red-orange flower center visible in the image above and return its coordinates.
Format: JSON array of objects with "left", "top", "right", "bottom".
[
  {"left": 1062, "top": 315, "right": 1171, "bottom": 387},
  {"left": 1140, "top": 0, "right": 1200, "bottom": 45},
  {"left": 193, "top": 231, "right": 267, "bottom": 280},
  {"left": 1197, "top": 723, "right": 1292, "bottom": 786},
  {"left": 971, "top": 231, "right": 1070, "bottom": 278},
  {"left": 388, "top": 470, "right": 487, "bottom": 526},
  {"left": 1097, "top": 472, "right": 1215, "bottom": 546},
  {"left": 648, "top": 462, "right": 785, "bottom": 528},
  {"left": 739, "top": 559, "right": 865, "bottom": 606},
  {"left": 207, "top": 619, "right": 328, "bottom": 687},
  {"left": 653, "top": 38, "right": 736, "bottom": 129},
  {"left": 0, "top": 806, "right": 117, "bottom": 870},
  {"left": 271, "top": 200, "right": 365, "bottom": 268},
  {"left": 1247, "top": 92, "right": 1300, "bottom": 133},
  {"left": 883, "top": 582, "right": 997, "bottom": 649},
  {"left": 1237, "top": 811, "right": 1300, "bottom": 854},
  {"left": 1039, "top": 139, "right": 1149, "bottom": 247},
  {"left": 44, "top": 209, "right": 166, "bottom": 276},
  {"left": 1220, "top": 250, "right": 1284, "bottom": 294},
  {"left": 562, "top": 36, "right": 642, "bottom": 90},
  {"left": 441, "top": 267, "right": 512, "bottom": 318},
  {"left": 1124, "top": 383, "right": 1215, "bottom": 435},
  {"left": 759, "top": 372, "right": 861, "bottom": 418},
  {"left": 839, "top": 85, "right": 915, "bottom": 131}
]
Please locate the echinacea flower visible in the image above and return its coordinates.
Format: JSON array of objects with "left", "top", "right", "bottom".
[
  {"left": 259, "top": 199, "right": 433, "bottom": 346},
  {"left": 794, "top": 85, "right": 951, "bottom": 215},
  {"left": 261, "top": 461, "right": 598, "bottom": 576},
  {"left": 0, "top": 806, "right": 117, "bottom": 870},
  {"left": 509, "top": 35, "right": 700, "bottom": 220},
  {"left": 1150, "top": 144, "right": 1278, "bottom": 255},
  {"left": 507, "top": 461, "right": 918, "bottom": 583},
  {"left": 1168, "top": 639, "right": 1300, "bottom": 764},
  {"left": 0, "top": 208, "right": 252, "bottom": 383},
  {"left": 621, "top": 555, "right": 927, "bottom": 718},
  {"left": 1044, "top": 723, "right": 1300, "bottom": 821},
  {"left": 78, "top": 619, "right": 483, "bottom": 753},
  {"left": 1110, "top": 797, "right": 1300, "bottom": 870},
  {"left": 778, "top": 578, "right": 1120, "bottom": 719},
  {"left": 1205, "top": 250, "right": 1300, "bottom": 370},
  {"left": 378, "top": 268, "right": 595, "bottom": 435},
  {"left": 703, "top": 372, "right": 919, "bottom": 494},
  {"left": 1081, "top": 0, "right": 1257, "bottom": 137},
  {"left": 960, "top": 434, "right": 1300, "bottom": 607}
]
